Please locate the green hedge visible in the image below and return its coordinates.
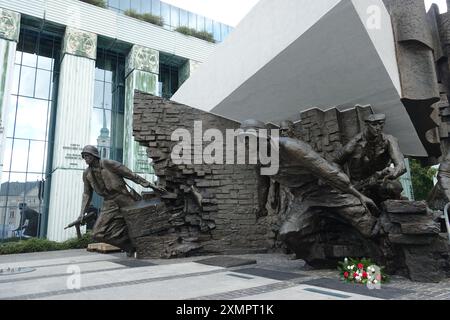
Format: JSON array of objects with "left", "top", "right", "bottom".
[
  {"left": 79, "top": 0, "right": 107, "bottom": 8},
  {"left": 125, "top": 9, "right": 164, "bottom": 27},
  {"left": 175, "top": 26, "right": 215, "bottom": 43},
  {"left": 0, "top": 234, "right": 95, "bottom": 255}
]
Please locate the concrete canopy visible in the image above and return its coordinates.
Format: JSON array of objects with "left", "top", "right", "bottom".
[{"left": 172, "top": 0, "right": 428, "bottom": 156}]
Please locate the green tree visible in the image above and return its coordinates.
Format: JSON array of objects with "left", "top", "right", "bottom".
[{"left": 410, "top": 159, "right": 437, "bottom": 201}]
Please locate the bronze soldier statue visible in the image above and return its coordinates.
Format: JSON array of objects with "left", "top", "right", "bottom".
[
  {"left": 79, "top": 145, "right": 165, "bottom": 256},
  {"left": 333, "top": 114, "right": 406, "bottom": 204},
  {"left": 239, "top": 120, "right": 378, "bottom": 237},
  {"left": 279, "top": 120, "right": 296, "bottom": 138}
]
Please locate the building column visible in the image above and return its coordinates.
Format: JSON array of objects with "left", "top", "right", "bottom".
[
  {"left": 0, "top": 8, "right": 20, "bottom": 182},
  {"left": 46, "top": 27, "right": 97, "bottom": 241},
  {"left": 179, "top": 59, "right": 201, "bottom": 87},
  {"left": 124, "top": 45, "right": 159, "bottom": 191}
]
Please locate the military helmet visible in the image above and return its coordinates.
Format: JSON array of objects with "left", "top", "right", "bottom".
[
  {"left": 240, "top": 119, "right": 267, "bottom": 131},
  {"left": 81, "top": 145, "right": 100, "bottom": 159},
  {"left": 280, "top": 120, "right": 294, "bottom": 130},
  {"left": 365, "top": 113, "right": 386, "bottom": 123}
]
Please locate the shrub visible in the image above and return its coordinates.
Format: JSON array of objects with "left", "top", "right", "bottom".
[
  {"left": 175, "top": 26, "right": 216, "bottom": 43},
  {"left": 125, "top": 9, "right": 164, "bottom": 27},
  {"left": 0, "top": 234, "right": 95, "bottom": 255},
  {"left": 79, "top": 0, "right": 107, "bottom": 8}
]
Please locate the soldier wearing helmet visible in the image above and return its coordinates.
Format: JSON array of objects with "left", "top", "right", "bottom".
[
  {"left": 279, "top": 120, "right": 296, "bottom": 138},
  {"left": 239, "top": 120, "right": 378, "bottom": 238},
  {"left": 333, "top": 113, "right": 406, "bottom": 204},
  {"left": 79, "top": 145, "right": 166, "bottom": 256}
]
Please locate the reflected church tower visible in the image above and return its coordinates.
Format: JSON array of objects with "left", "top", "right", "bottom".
[{"left": 97, "top": 109, "right": 110, "bottom": 159}]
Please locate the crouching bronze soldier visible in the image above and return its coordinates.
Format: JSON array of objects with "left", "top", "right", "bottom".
[
  {"left": 333, "top": 114, "right": 406, "bottom": 204},
  {"left": 79, "top": 145, "right": 165, "bottom": 256}
]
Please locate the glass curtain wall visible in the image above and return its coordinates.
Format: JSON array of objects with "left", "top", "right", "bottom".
[
  {"left": 89, "top": 48, "right": 126, "bottom": 210},
  {"left": 0, "top": 29, "right": 61, "bottom": 240},
  {"left": 105, "top": 0, "right": 232, "bottom": 42},
  {"left": 160, "top": 63, "right": 179, "bottom": 99}
]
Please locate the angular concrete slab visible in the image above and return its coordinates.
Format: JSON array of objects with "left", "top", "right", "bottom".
[{"left": 172, "top": 0, "right": 426, "bottom": 156}]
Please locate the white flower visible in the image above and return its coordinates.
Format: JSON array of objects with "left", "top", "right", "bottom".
[
  {"left": 373, "top": 280, "right": 378, "bottom": 284},
  {"left": 344, "top": 258, "right": 348, "bottom": 264}
]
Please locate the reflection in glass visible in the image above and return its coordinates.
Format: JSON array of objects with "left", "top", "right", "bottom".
[
  {"left": 10, "top": 139, "right": 29, "bottom": 173},
  {"left": 130, "top": 0, "right": 141, "bottom": 12},
  {"left": 94, "top": 81, "right": 104, "bottom": 108},
  {"left": 35, "top": 69, "right": 51, "bottom": 100},
  {"left": 37, "top": 56, "right": 53, "bottom": 71},
  {"left": 180, "top": 9, "right": 188, "bottom": 26},
  {"left": 19, "top": 66, "right": 36, "bottom": 97},
  {"left": 120, "top": 0, "right": 131, "bottom": 12},
  {"left": 197, "top": 15, "right": 205, "bottom": 31},
  {"left": 151, "top": 0, "right": 160, "bottom": 16},
  {"left": 90, "top": 108, "right": 112, "bottom": 146},
  {"left": 2, "top": 29, "right": 60, "bottom": 241},
  {"left": 142, "top": 0, "right": 151, "bottom": 13},
  {"left": 2, "top": 138, "right": 13, "bottom": 174},
  {"left": 188, "top": 12, "right": 196, "bottom": 29},
  {"left": 170, "top": 6, "right": 179, "bottom": 28},
  {"left": 15, "top": 51, "right": 22, "bottom": 65},
  {"left": 21, "top": 52, "right": 37, "bottom": 68},
  {"left": 104, "top": 83, "right": 113, "bottom": 109},
  {"left": 161, "top": 2, "right": 170, "bottom": 27},
  {"left": 27, "top": 141, "right": 46, "bottom": 173},
  {"left": 14, "top": 98, "right": 48, "bottom": 141},
  {"left": 205, "top": 18, "right": 213, "bottom": 34},
  {"left": 95, "top": 68, "right": 105, "bottom": 81},
  {"left": 214, "top": 21, "right": 221, "bottom": 42},
  {"left": 108, "top": 0, "right": 120, "bottom": 9},
  {"left": 5, "top": 96, "right": 17, "bottom": 138}
]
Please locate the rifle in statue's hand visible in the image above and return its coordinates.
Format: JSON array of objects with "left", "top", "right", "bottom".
[
  {"left": 64, "top": 211, "right": 97, "bottom": 239},
  {"left": 354, "top": 168, "right": 393, "bottom": 191}
]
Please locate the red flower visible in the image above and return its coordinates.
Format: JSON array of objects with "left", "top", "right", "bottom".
[
  {"left": 362, "top": 272, "right": 368, "bottom": 279},
  {"left": 353, "top": 272, "right": 358, "bottom": 278},
  {"left": 358, "top": 263, "right": 364, "bottom": 269},
  {"left": 344, "top": 272, "right": 349, "bottom": 278}
]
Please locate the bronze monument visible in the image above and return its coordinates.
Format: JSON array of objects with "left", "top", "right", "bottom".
[{"left": 79, "top": 145, "right": 165, "bottom": 256}]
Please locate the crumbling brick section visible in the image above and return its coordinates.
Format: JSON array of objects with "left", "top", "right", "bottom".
[
  {"left": 296, "top": 105, "right": 372, "bottom": 161},
  {"left": 132, "top": 91, "right": 273, "bottom": 258}
]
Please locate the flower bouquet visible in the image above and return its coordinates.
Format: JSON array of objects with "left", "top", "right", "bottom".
[{"left": 338, "top": 257, "right": 389, "bottom": 286}]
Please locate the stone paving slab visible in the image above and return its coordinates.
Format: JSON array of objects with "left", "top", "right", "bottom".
[
  {"left": 300, "top": 278, "right": 413, "bottom": 299},
  {"left": 41, "top": 271, "right": 279, "bottom": 300},
  {"left": 235, "top": 284, "right": 380, "bottom": 300},
  {"left": 0, "top": 262, "right": 222, "bottom": 299},
  {"left": 0, "top": 250, "right": 449, "bottom": 300}
]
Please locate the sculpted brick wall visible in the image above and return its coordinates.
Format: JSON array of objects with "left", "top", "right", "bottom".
[{"left": 132, "top": 91, "right": 273, "bottom": 257}]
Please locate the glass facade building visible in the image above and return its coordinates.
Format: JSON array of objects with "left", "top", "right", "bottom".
[
  {"left": 0, "top": 0, "right": 223, "bottom": 241},
  {"left": 0, "top": 28, "right": 61, "bottom": 239},
  {"left": 105, "top": 0, "right": 233, "bottom": 42}
]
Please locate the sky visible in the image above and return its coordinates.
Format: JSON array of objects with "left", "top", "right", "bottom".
[{"left": 161, "top": 0, "right": 448, "bottom": 27}]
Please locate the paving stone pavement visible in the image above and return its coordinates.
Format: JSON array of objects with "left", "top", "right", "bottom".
[{"left": 0, "top": 250, "right": 448, "bottom": 300}]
